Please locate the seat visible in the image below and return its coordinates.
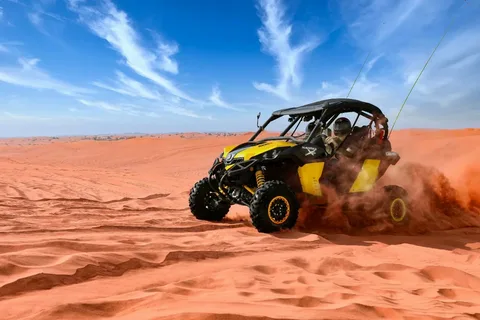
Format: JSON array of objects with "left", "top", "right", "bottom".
[{"left": 310, "top": 134, "right": 327, "bottom": 149}]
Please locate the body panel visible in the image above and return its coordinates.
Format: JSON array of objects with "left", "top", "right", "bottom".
[
  {"left": 349, "top": 159, "right": 381, "bottom": 193},
  {"left": 222, "top": 145, "right": 237, "bottom": 157},
  {"left": 297, "top": 162, "right": 325, "bottom": 196},
  {"left": 227, "top": 140, "right": 297, "bottom": 161}
]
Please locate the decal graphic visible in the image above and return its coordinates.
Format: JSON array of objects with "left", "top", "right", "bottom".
[{"left": 302, "top": 146, "right": 317, "bottom": 156}]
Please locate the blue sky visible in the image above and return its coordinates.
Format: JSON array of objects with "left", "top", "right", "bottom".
[{"left": 0, "top": 0, "right": 479, "bottom": 137}]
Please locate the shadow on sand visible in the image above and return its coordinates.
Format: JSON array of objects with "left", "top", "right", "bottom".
[{"left": 270, "top": 225, "right": 480, "bottom": 252}]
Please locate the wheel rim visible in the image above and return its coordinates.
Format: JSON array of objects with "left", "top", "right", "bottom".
[
  {"left": 267, "top": 196, "right": 290, "bottom": 224},
  {"left": 205, "top": 191, "right": 222, "bottom": 210},
  {"left": 390, "top": 198, "right": 407, "bottom": 222}
]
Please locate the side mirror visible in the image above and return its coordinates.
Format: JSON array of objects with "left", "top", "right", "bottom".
[{"left": 256, "top": 112, "right": 261, "bottom": 128}]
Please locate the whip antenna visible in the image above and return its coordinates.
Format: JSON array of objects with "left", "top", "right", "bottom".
[
  {"left": 388, "top": 0, "right": 468, "bottom": 138},
  {"left": 346, "top": 50, "right": 372, "bottom": 98},
  {"left": 346, "top": 21, "right": 386, "bottom": 98}
]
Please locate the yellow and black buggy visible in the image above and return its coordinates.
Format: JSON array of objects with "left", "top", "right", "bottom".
[{"left": 188, "top": 98, "right": 410, "bottom": 233}]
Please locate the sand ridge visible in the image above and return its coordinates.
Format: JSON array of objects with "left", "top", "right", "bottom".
[{"left": 0, "top": 130, "right": 479, "bottom": 319}]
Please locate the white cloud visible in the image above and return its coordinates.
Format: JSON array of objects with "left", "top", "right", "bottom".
[
  {"left": 156, "top": 42, "right": 178, "bottom": 74},
  {"left": 152, "top": 33, "right": 179, "bottom": 74},
  {"left": 77, "top": 99, "right": 162, "bottom": 118},
  {"left": 0, "top": 7, "right": 4, "bottom": 21},
  {"left": 5, "top": 0, "right": 25, "bottom": 4},
  {"left": 40, "top": 0, "right": 57, "bottom": 5},
  {"left": 321, "top": 0, "right": 480, "bottom": 129},
  {"left": 253, "top": 0, "right": 321, "bottom": 100},
  {"left": 78, "top": 98, "right": 212, "bottom": 120},
  {"left": 67, "top": 0, "right": 196, "bottom": 103},
  {"left": 91, "top": 71, "right": 211, "bottom": 118},
  {"left": 0, "top": 41, "right": 23, "bottom": 50},
  {"left": 3, "top": 111, "right": 51, "bottom": 121},
  {"left": 163, "top": 105, "right": 212, "bottom": 119},
  {"left": 93, "top": 71, "right": 163, "bottom": 100},
  {"left": 399, "top": 27, "right": 480, "bottom": 112},
  {"left": 27, "top": 11, "right": 42, "bottom": 27},
  {"left": 0, "top": 57, "right": 92, "bottom": 97},
  {"left": 0, "top": 111, "right": 100, "bottom": 123},
  {"left": 78, "top": 99, "right": 123, "bottom": 112},
  {"left": 25, "top": 1, "right": 67, "bottom": 35},
  {"left": 208, "top": 85, "right": 243, "bottom": 111},
  {"left": 338, "top": 0, "right": 456, "bottom": 50}
]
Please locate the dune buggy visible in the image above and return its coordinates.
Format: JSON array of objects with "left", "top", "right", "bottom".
[{"left": 189, "top": 98, "right": 409, "bottom": 233}]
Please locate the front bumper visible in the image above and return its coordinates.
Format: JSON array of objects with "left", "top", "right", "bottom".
[{"left": 209, "top": 156, "right": 258, "bottom": 177}]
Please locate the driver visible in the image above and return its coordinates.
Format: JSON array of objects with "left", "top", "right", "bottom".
[
  {"left": 325, "top": 117, "right": 352, "bottom": 154},
  {"left": 305, "top": 121, "right": 316, "bottom": 139}
]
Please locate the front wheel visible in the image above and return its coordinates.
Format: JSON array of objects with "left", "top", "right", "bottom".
[
  {"left": 189, "top": 177, "right": 231, "bottom": 221},
  {"left": 383, "top": 185, "right": 410, "bottom": 226},
  {"left": 249, "top": 180, "right": 299, "bottom": 233}
]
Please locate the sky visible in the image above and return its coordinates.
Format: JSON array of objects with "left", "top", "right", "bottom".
[{"left": 0, "top": 0, "right": 479, "bottom": 137}]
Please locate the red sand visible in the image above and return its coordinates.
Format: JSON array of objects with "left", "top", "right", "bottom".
[{"left": 0, "top": 129, "right": 479, "bottom": 320}]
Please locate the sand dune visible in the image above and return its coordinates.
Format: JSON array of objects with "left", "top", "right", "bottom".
[{"left": 0, "top": 129, "right": 479, "bottom": 320}]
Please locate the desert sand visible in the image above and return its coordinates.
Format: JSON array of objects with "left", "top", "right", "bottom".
[{"left": 0, "top": 129, "right": 479, "bottom": 320}]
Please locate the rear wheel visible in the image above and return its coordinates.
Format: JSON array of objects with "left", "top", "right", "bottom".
[
  {"left": 189, "top": 177, "right": 231, "bottom": 221},
  {"left": 249, "top": 180, "right": 299, "bottom": 233},
  {"left": 383, "top": 185, "right": 410, "bottom": 226}
]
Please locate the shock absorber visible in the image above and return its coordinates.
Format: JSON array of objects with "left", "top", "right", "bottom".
[{"left": 255, "top": 169, "right": 265, "bottom": 188}]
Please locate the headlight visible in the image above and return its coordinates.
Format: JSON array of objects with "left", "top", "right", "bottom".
[
  {"left": 255, "top": 149, "right": 281, "bottom": 160},
  {"left": 226, "top": 152, "right": 235, "bottom": 162},
  {"left": 385, "top": 151, "right": 400, "bottom": 165}
]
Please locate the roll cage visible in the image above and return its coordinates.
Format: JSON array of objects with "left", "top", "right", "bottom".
[{"left": 249, "top": 98, "right": 390, "bottom": 147}]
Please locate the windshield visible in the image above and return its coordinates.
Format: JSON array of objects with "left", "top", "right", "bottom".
[
  {"left": 284, "top": 117, "right": 311, "bottom": 139},
  {"left": 249, "top": 115, "right": 317, "bottom": 142}
]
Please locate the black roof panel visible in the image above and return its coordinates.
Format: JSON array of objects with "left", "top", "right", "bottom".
[{"left": 272, "top": 98, "right": 384, "bottom": 116}]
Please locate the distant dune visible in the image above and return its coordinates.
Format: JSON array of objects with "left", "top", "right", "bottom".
[{"left": 0, "top": 128, "right": 479, "bottom": 320}]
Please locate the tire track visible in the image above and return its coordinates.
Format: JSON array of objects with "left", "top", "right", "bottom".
[{"left": 0, "top": 250, "right": 238, "bottom": 299}]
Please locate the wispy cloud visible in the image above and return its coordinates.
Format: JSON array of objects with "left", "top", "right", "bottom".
[
  {"left": 3, "top": 111, "right": 52, "bottom": 121},
  {"left": 0, "top": 5, "right": 14, "bottom": 26},
  {"left": 27, "top": 11, "right": 42, "bottom": 27},
  {"left": 24, "top": 0, "right": 67, "bottom": 36},
  {"left": 0, "top": 111, "right": 100, "bottom": 123},
  {"left": 4, "top": 0, "right": 25, "bottom": 5},
  {"left": 338, "top": 0, "right": 456, "bottom": 50},
  {"left": 162, "top": 105, "right": 211, "bottom": 119},
  {"left": 93, "top": 71, "right": 163, "bottom": 100},
  {"left": 78, "top": 97, "right": 213, "bottom": 119},
  {"left": 0, "top": 41, "right": 23, "bottom": 51},
  {"left": 67, "top": 0, "right": 196, "bottom": 103},
  {"left": 148, "top": 30, "right": 180, "bottom": 75},
  {"left": 92, "top": 71, "right": 212, "bottom": 118},
  {"left": 399, "top": 26, "right": 480, "bottom": 110},
  {"left": 156, "top": 42, "right": 179, "bottom": 75},
  {"left": 208, "top": 85, "right": 243, "bottom": 111},
  {"left": 39, "top": 0, "right": 57, "bottom": 5},
  {"left": 253, "top": 0, "right": 321, "bottom": 100},
  {"left": 78, "top": 99, "right": 124, "bottom": 112},
  {"left": 319, "top": 1, "right": 480, "bottom": 128},
  {"left": 78, "top": 99, "right": 161, "bottom": 118},
  {"left": 0, "top": 57, "right": 92, "bottom": 97}
]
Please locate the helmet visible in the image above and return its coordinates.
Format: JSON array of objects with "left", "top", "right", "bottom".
[
  {"left": 306, "top": 121, "right": 315, "bottom": 136},
  {"left": 333, "top": 117, "right": 351, "bottom": 136}
]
